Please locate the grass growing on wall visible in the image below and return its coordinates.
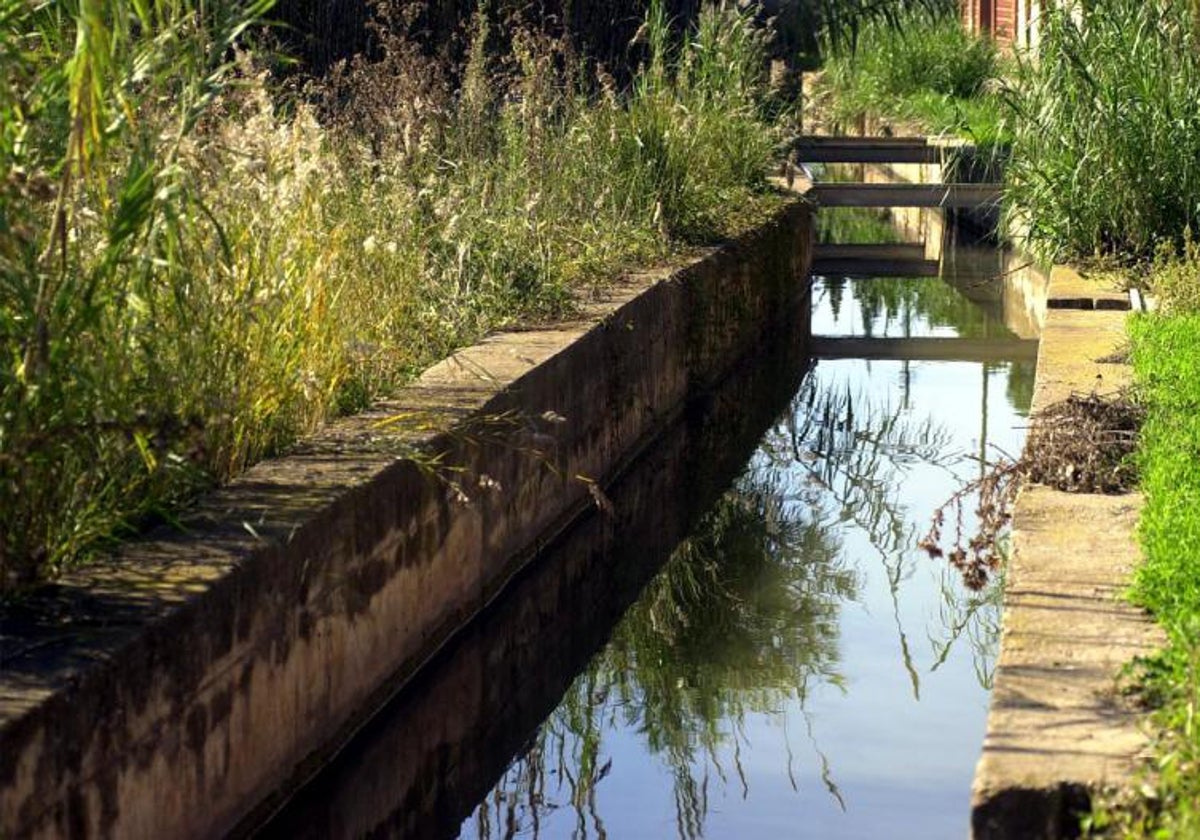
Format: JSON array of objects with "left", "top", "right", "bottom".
[
  {"left": 0, "top": 0, "right": 787, "bottom": 592},
  {"left": 814, "top": 7, "right": 1006, "bottom": 147}
]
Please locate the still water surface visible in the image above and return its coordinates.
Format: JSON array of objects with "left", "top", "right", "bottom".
[
  {"left": 259, "top": 218, "right": 1036, "bottom": 840},
  {"left": 461, "top": 288, "right": 1032, "bottom": 839}
]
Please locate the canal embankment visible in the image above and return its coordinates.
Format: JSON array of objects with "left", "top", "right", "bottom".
[
  {"left": 0, "top": 201, "right": 814, "bottom": 840},
  {"left": 971, "top": 267, "right": 1164, "bottom": 839}
]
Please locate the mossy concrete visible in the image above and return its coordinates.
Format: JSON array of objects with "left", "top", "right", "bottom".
[
  {"left": 0, "top": 200, "right": 814, "bottom": 840},
  {"left": 971, "top": 268, "right": 1165, "bottom": 839}
]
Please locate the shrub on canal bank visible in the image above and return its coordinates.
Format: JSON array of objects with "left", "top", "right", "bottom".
[
  {"left": 812, "top": 6, "right": 1007, "bottom": 147},
  {"left": 0, "top": 0, "right": 785, "bottom": 592},
  {"left": 1004, "top": 0, "right": 1200, "bottom": 262}
]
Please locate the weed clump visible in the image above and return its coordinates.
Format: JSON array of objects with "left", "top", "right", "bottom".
[
  {"left": 920, "top": 461, "right": 1018, "bottom": 591},
  {"left": 921, "top": 390, "right": 1142, "bottom": 590}
]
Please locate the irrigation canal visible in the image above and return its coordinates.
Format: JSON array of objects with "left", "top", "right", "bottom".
[{"left": 253, "top": 182, "right": 1043, "bottom": 838}]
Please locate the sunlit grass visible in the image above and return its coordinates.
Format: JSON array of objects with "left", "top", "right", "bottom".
[
  {"left": 0, "top": 0, "right": 786, "bottom": 590},
  {"left": 814, "top": 7, "right": 1007, "bottom": 148},
  {"left": 1085, "top": 235, "right": 1200, "bottom": 832},
  {"left": 1086, "top": 311, "right": 1200, "bottom": 836},
  {"left": 1004, "top": 0, "right": 1200, "bottom": 262}
]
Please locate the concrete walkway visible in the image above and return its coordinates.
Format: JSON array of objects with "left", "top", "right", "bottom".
[{"left": 971, "top": 268, "right": 1165, "bottom": 839}]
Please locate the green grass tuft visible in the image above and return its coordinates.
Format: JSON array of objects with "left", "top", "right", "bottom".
[{"left": 815, "top": 8, "right": 1007, "bottom": 147}]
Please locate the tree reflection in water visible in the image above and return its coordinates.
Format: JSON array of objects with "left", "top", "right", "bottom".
[
  {"left": 465, "top": 369, "right": 1012, "bottom": 839},
  {"left": 766, "top": 374, "right": 1006, "bottom": 697},
  {"left": 468, "top": 461, "right": 855, "bottom": 840}
]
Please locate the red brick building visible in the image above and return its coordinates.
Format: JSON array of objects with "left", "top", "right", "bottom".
[{"left": 962, "top": 0, "right": 1042, "bottom": 49}]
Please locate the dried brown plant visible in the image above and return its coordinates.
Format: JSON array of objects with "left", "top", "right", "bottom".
[{"left": 923, "top": 389, "right": 1143, "bottom": 590}]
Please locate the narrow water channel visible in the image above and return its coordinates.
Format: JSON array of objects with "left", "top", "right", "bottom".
[{"left": 256, "top": 210, "right": 1037, "bottom": 840}]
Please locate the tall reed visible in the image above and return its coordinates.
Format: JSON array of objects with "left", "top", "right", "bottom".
[
  {"left": 1, "top": 1, "right": 278, "bottom": 588},
  {"left": 1004, "top": 0, "right": 1200, "bottom": 260},
  {"left": 0, "top": 0, "right": 785, "bottom": 591}
]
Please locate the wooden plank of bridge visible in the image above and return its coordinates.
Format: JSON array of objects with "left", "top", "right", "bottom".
[
  {"left": 792, "top": 136, "right": 944, "bottom": 164},
  {"left": 811, "top": 258, "right": 941, "bottom": 278},
  {"left": 813, "top": 243, "right": 927, "bottom": 261},
  {"left": 810, "top": 336, "right": 1039, "bottom": 363},
  {"left": 807, "top": 182, "right": 1003, "bottom": 209}
]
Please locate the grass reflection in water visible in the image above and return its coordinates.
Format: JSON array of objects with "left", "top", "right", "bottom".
[
  {"left": 465, "top": 373, "right": 1007, "bottom": 839},
  {"left": 471, "top": 463, "right": 854, "bottom": 840}
]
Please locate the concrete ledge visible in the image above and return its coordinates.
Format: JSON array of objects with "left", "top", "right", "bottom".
[
  {"left": 971, "top": 268, "right": 1164, "bottom": 839},
  {"left": 1046, "top": 266, "right": 1131, "bottom": 312},
  {"left": 0, "top": 200, "right": 814, "bottom": 840}
]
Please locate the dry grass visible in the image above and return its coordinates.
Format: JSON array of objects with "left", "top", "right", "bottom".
[
  {"left": 1024, "top": 392, "right": 1143, "bottom": 494},
  {"left": 921, "top": 390, "right": 1143, "bottom": 591}
]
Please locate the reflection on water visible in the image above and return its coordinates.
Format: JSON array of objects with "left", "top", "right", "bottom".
[
  {"left": 459, "top": 362, "right": 1028, "bottom": 839},
  {"left": 257, "top": 213, "right": 1037, "bottom": 840},
  {"left": 458, "top": 252, "right": 1033, "bottom": 838},
  {"left": 471, "top": 462, "right": 856, "bottom": 840}
]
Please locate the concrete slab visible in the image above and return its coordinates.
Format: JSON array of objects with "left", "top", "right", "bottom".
[
  {"left": 811, "top": 257, "right": 941, "bottom": 277},
  {"left": 972, "top": 298, "right": 1165, "bottom": 839},
  {"left": 792, "top": 136, "right": 944, "bottom": 164},
  {"left": 1047, "top": 266, "right": 1130, "bottom": 312},
  {"left": 810, "top": 336, "right": 1039, "bottom": 363},
  {"left": 807, "top": 182, "right": 1003, "bottom": 209},
  {"left": 1031, "top": 309, "right": 1131, "bottom": 410},
  {"left": 972, "top": 489, "right": 1163, "bottom": 839}
]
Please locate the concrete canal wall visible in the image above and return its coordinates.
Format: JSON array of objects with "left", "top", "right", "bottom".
[
  {"left": 258, "top": 296, "right": 814, "bottom": 838},
  {"left": 971, "top": 267, "right": 1164, "bottom": 839},
  {"left": 0, "top": 201, "right": 814, "bottom": 840}
]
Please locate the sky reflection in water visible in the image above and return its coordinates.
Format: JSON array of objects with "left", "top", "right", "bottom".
[{"left": 459, "top": 252, "right": 1035, "bottom": 840}]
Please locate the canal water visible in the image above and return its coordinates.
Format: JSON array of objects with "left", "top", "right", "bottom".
[{"left": 257, "top": 210, "right": 1038, "bottom": 840}]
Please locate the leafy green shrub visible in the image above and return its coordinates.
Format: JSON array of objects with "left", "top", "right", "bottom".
[{"left": 1004, "top": 0, "right": 1200, "bottom": 260}]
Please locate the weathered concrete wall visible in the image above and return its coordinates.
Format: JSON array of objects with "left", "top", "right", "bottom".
[
  {"left": 0, "top": 201, "right": 813, "bottom": 840},
  {"left": 255, "top": 297, "right": 813, "bottom": 838}
]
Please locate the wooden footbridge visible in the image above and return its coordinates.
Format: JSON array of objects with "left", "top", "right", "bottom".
[
  {"left": 794, "top": 135, "right": 1030, "bottom": 364},
  {"left": 788, "top": 136, "right": 1003, "bottom": 210}
]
